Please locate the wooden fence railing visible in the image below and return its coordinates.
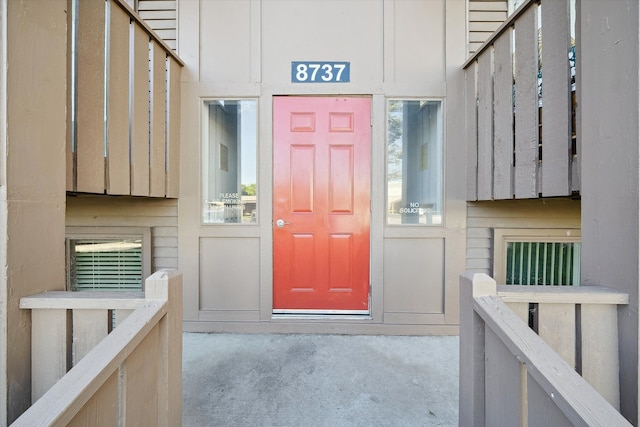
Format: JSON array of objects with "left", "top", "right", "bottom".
[
  {"left": 12, "top": 270, "right": 182, "bottom": 426},
  {"left": 459, "top": 272, "right": 631, "bottom": 426},
  {"left": 68, "top": 0, "right": 183, "bottom": 198},
  {"left": 464, "top": 0, "right": 578, "bottom": 201}
]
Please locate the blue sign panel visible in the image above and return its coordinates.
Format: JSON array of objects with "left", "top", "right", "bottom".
[{"left": 291, "top": 61, "right": 350, "bottom": 83}]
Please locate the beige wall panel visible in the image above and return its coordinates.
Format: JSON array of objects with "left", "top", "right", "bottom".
[
  {"left": 384, "top": 238, "right": 444, "bottom": 314},
  {"left": 107, "top": 2, "right": 132, "bottom": 195},
  {"left": 261, "top": 1, "right": 383, "bottom": 86},
  {"left": 131, "top": 25, "right": 150, "bottom": 196},
  {"left": 200, "top": 0, "right": 252, "bottom": 83},
  {"left": 199, "top": 237, "right": 260, "bottom": 311},
  {"left": 76, "top": 0, "right": 106, "bottom": 194},
  {"left": 150, "top": 41, "right": 167, "bottom": 197},
  {"left": 4, "top": 0, "right": 68, "bottom": 421},
  {"left": 390, "top": 0, "right": 444, "bottom": 87}
]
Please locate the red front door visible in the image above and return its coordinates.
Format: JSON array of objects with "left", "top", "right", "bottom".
[{"left": 273, "top": 96, "right": 371, "bottom": 312}]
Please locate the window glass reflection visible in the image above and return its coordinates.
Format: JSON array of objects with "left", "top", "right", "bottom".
[
  {"left": 387, "top": 100, "right": 443, "bottom": 225},
  {"left": 203, "top": 100, "right": 258, "bottom": 224}
]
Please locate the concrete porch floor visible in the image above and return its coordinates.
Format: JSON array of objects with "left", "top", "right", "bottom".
[{"left": 182, "top": 333, "right": 459, "bottom": 426}]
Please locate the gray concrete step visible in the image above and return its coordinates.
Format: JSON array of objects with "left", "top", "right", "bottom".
[{"left": 183, "top": 333, "right": 459, "bottom": 426}]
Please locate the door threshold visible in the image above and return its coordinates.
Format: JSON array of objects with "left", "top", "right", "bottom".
[
  {"left": 273, "top": 309, "right": 369, "bottom": 315},
  {"left": 272, "top": 309, "right": 371, "bottom": 321}
]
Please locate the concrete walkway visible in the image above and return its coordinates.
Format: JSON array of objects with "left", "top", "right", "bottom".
[{"left": 183, "top": 333, "right": 459, "bottom": 426}]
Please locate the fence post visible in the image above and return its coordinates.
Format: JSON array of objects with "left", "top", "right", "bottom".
[
  {"left": 145, "top": 270, "right": 183, "bottom": 427},
  {"left": 460, "top": 272, "right": 496, "bottom": 426}
]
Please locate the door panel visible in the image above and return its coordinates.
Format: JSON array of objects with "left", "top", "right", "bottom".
[{"left": 273, "top": 96, "right": 371, "bottom": 311}]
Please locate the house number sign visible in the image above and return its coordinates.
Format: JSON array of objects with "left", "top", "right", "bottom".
[{"left": 291, "top": 61, "right": 350, "bottom": 83}]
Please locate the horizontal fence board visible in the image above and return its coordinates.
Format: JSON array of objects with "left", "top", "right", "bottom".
[
  {"left": 514, "top": 5, "right": 539, "bottom": 198},
  {"left": 493, "top": 29, "right": 514, "bottom": 199},
  {"left": 76, "top": 0, "right": 106, "bottom": 194},
  {"left": 496, "top": 285, "right": 629, "bottom": 305},
  {"left": 541, "top": 0, "right": 572, "bottom": 197},
  {"left": 107, "top": 1, "right": 131, "bottom": 195}
]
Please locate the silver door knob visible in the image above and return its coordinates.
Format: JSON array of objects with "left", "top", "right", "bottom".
[{"left": 276, "top": 219, "right": 290, "bottom": 228}]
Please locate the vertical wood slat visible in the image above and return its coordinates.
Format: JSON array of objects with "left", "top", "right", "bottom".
[
  {"left": 150, "top": 41, "right": 167, "bottom": 197},
  {"left": 76, "top": 0, "right": 106, "bottom": 194},
  {"left": 107, "top": 0, "right": 132, "bottom": 195},
  {"left": 485, "top": 328, "right": 523, "bottom": 426},
  {"left": 166, "top": 58, "right": 181, "bottom": 198},
  {"left": 465, "top": 63, "right": 478, "bottom": 201},
  {"left": 67, "top": 372, "right": 119, "bottom": 427},
  {"left": 477, "top": 51, "right": 493, "bottom": 200},
  {"left": 71, "top": 310, "right": 109, "bottom": 366},
  {"left": 514, "top": 5, "right": 539, "bottom": 199},
  {"left": 67, "top": 0, "right": 74, "bottom": 192},
  {"left": 527, "top": 372, "right": 575, "bottom": 426},
  {"left": 538, "top": 303, "right": 576, "bottom": 368},
  {"left": 124, "top": 325, "right": 160, "bottom": 426},
  {"left": 32, "top": 310, "right": 69, "bottom": 401},
  {"left": 506, "top": 301, "right": 529, "bottom": 323},
  {"left": 493, "top": 29, "right": 514, "bottom": 199},
  {"left": 131, "top": 24, "right": 150, "bottom": 196},
  {"left": 541, "top": 0, "right": 571, "bottom": 197},
  {"left": 581, "top": 304, "right": 620, "bottom": 410}
]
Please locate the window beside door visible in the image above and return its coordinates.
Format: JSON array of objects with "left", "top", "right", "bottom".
[
  {"left": 66, "top": 227, "right": 151, "bottom": 292},
  {"left": 493, "top": 228, "right": 581, "bottom": 286},
  {"left": 202, "top": 99, "right": 258, "bottom": 224},
  {"left": 386, "top": 99, "right": 443, "bottom": 225}
]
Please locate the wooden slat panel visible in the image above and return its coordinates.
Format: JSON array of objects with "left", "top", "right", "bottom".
[
  {"left": 131, "top": 24, "right": 150, "bottom": 196},
  {"left": 469, "top": 11, "right": 508, "bottom": 22},
  {"left": 541, "top": 0, "right": 571, "bottom": 197},
  {"left": 485, "top": 328, "right": 523, "bottom": 426},
  {"left": 124, "top": 324, "right": 160, "bottom": 426},
  {"left": 166, "top": 58, "right": 181, "bottom": 198},
  {"left": 581, "top": 304, "right": 620, "bottom": 409},
  {"left": 143, "top": 19, "right": 176, "bottom": 30},
  {"left": 514, "top": 5, "right": 539, "bottom": 198},
  {"left": 72, "top": 309, "right": 109, "bottom": 365},
  {"left": 493, "top": 29, "right": 514, "bottom": 199},
  {"left": 465, "top": 63, "right": 478, "bottom": 201},
  {"left": 538, "top": 303, "right": 575, "bottom": 368},
  {"left": 67, "top": 1, "right": 74, "bottom": 191},
  {"left": 150, "top": 41, "right": 166, "bottom": 197},
  {"left": 76, "top": 0, "right": 106, "bottom": 194},
  {"left": 67, "top": 372, "right": 118, "bottom": 427},
  {"left": 527, "top": 372, "right": 574, "bottom": 426},
  {"left": 476, "top": 51, "right": 493, "bottom": 200},
  {"left": 31, "top": 309, "right": 69, "bottom": 401},
  {"left": 107, "top": 1, "right": 131, "bottom": 195},
  {"left": 506, "top": 301, "right": 529, "bottom": 323},
  {"left": 138, "top": 10, "right": 175, "bottom": 20}
]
